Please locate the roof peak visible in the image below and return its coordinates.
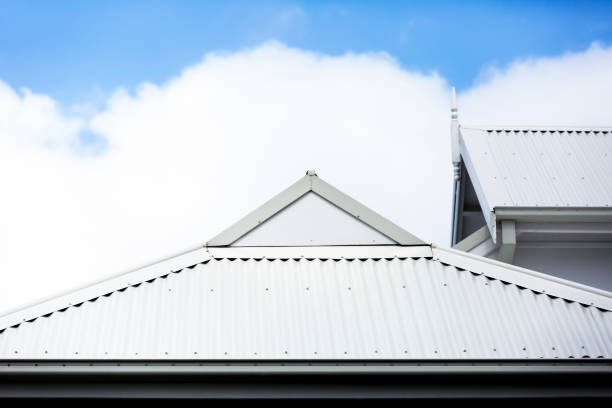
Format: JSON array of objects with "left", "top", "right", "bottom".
[{"left": 207, "top": 172, "right": 426, "bottom": 247}]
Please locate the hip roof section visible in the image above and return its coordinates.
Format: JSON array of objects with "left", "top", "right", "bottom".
[{"left": 1, "top": 245, "right": 611, "bottom": 361}]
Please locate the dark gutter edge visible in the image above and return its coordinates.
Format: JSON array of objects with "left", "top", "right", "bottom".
[{"left": 1, "top": 359, "right": 611, "bottom": 375}]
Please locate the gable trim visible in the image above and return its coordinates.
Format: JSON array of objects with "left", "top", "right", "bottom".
[
  {"left": 433, "top": 246, "right": 612, "bottom": 311},
  {"left": 0, "top": 247, "right": 212, "bottom": 332},
  {"left": 459, "top": 132, "right": 497, "bottom": 242},
  {"left": 207, "top": 172, "right": 425, "bottom": 246}
]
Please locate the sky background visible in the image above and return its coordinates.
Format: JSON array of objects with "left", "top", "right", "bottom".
[
  {"left": 1, "top": 1, "right": 612, "bottom": 313},
  {"left": 2, "top": 1, "right": 612, "bottom": 105}
]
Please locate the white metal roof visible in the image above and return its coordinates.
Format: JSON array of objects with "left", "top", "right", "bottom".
[
  {"left": 1, "top": 245, "right": 611, "bottom": 360},
  {"left": 460, "top": 126, "right": 612, "bottom": 211}
]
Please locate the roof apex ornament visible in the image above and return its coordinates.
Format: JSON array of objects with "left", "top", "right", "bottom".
[{"left": 450, "top": 86, "right": 461, "bottom": 180}]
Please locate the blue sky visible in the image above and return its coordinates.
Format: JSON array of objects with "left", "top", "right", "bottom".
[{"left": 1, "top": 1, "right": 612, "bottom": 106}]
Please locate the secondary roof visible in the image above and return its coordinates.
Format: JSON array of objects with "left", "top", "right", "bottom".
[
  {"left": 460, "top": 126, "right": 612, "bottom": 209},
  {"left": 455, "top": 126, "right": 612, "bottom": 241}
]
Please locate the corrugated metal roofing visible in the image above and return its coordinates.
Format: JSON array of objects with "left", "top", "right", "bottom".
[
  {"left": 460, "top": 127, "right": 612, "bottom": 209},
  {"left": 2, "top": 251, "right": 610, "bottom": 360}
]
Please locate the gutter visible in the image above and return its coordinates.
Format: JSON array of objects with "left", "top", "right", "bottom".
[
  {"left": 494, "top": 207, "right": 612, "bottom": 223},
  {"left": 1, "top": 360, "right": 611, "bottom": 375}
]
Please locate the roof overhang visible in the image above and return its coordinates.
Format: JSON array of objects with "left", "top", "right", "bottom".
[
  {"left": 2, "top": 360, "right": 611, "bottom": 399},
  {"left": 493, "top": 207, "right": 612, "bottom": 223}
]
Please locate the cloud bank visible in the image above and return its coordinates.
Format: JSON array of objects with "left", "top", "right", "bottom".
[{"left": 1, "top": 41, "right": 611, "bottom": 313}]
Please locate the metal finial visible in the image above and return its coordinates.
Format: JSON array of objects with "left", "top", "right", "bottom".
[
  {"left": 450, "top": 86, "right": 461, "bottom": 179},
  {"left": 451, "top": 86, "right": 458, "bottom": 120}
]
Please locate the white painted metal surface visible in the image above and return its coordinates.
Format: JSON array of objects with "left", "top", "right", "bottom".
[
  {"left": 207, "top": 171, "right": 425, "bottom": 246},
  {"left": 460, "top": 127, "right": 612, "bottom": 210},
  {"left": 233, "top": 192, "right": 396, "bottom": 246},
  {"left": 2, "top": 247, "right": 611, "bottom": 360}
]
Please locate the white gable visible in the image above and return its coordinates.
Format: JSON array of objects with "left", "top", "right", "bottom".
[
  {"left": 233, "top": 192, "right": 396, "bottom": 246},
  {"left": 207, "top": 171, "right": 425, "bottom": 247}
]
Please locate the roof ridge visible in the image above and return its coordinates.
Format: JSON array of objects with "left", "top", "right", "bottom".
[
  {"left": 462, "top": 124, "right": 612, "bottom": 132},
  {"left": 432, "top": 246, "right": 612, "bottom": 311}
]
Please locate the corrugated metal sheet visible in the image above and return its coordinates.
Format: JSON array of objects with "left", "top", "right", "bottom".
[
  {"left": 1, "top": 256, "right": 610, "bottom": 360},
  {"left": 460, "top": 127, "right": 612, "bottom": 209}
]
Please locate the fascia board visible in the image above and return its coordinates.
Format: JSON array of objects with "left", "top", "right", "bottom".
[
  {"left": 458, "top": 131, "right": 498, "bottom": 242},
  {"left": 494, "top": 207, "right": 612, "bottom": 222},
  {"left": 208, "top": 245, "right": 433, "bottom": 259},
  {"left": 0, "top": 248, "right": 211, "bottom": 331},
  {"left": 207, "top": 175, "right": 312, "bottom": 246},
  {"left": 432, "top": 246, "right": 612, "bottom": 311},
  {"left": 1, "top": 362, "right": 611, "bottom": 375},
  {"left": 311, "top": 177, "right": 425, "bottom": 246}
]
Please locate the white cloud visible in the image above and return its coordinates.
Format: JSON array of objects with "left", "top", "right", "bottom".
[
  {"left": 461, "top": 42, "right": 612, "bottom": 125},
  {"left": 1, "top": 41, "right": 612, "bottom": 313}
]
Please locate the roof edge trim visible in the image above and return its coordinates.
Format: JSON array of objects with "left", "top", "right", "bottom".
[
  {"left": 207, "top": 174, "right": 312, "bottom": 246},
  {"left": 0, "top": 247, "right": 212, "bottom": 331},
  {"left": 433, "top": 246, "right": 612, "bottom": 311},
  {"left": 453, "top": 226, "right": 490, "bottom": 252},
  {"left": 1, "top": 361, "right": 611, "bottom": 375},
  {"left": 458, "top": 133, "right": 497, "bottom": 241},
  {"left": 310, "top": 177, "right": 425, "bottom": 245},
  {"left": 494, "top": 207, "right": 612, "bottom": 222}
]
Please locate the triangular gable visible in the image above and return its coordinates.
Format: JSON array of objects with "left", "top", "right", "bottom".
[
  {"left": 233, "top": 192, "right": 396, "bottom": 246},
  {"left": 207, "top": 171, "right": 425, "bottom": 247}
]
